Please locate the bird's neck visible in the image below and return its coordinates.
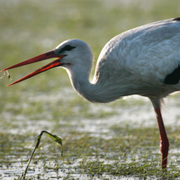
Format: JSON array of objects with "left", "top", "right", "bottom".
[
  {"left": 67, "top": 68, "right": 98, "bottom": 102},
  {"left": 66, "top": 67, "right": 121, "bottom": 103}
]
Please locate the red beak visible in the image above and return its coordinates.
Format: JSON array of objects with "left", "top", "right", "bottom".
[{"left": 1, "top": 50, "right": 65, "bottom": 87}]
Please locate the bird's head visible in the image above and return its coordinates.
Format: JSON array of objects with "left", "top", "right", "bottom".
[{"left": 1, "top": 39, "right": 93, "bottom": 86}]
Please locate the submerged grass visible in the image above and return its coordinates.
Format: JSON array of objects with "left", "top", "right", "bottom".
[
  {"left": 1, "top": 125, "right": 180, "bottom": 179},
  {"left": 1, "top": 0, "right": 180, "bottom": 179}
]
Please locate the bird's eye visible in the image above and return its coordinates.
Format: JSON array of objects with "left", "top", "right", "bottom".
[
  {"left": 60, "top": 45, "right": 76, "bottom": 53},
  {"left": 65, "top": 45, "right": 75, "bottom": 51}
]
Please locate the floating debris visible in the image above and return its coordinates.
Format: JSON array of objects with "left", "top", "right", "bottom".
[
  {"left": 6, "top": 70, "right": 12, "bottom": 81},
  {"left": 0, "top": 70, "right": 12, "bottom": 81}
]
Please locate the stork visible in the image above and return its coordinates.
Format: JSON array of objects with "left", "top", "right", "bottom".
[{"left": 2, "top": 17, "right": 180, "bottom": 169}]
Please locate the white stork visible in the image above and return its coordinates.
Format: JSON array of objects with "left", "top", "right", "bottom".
[{"left": 2, "top": 17, "right": 180, "bottom": 169}]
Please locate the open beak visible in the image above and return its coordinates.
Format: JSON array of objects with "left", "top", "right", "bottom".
[{"left": 1, "top": 50, "right": 65, "bottom": 87}]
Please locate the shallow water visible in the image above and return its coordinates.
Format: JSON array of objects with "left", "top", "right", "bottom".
[{"left": 1, "top": 92, "right": 180, "bottom": 179}]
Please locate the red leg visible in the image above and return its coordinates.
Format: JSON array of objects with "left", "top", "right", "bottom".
[{"left": 154, "top": 107, "right": 169, "bottom": 169}]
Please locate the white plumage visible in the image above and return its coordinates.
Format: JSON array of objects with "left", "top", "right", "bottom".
[
  {"left": 2, "top": 17, "right": 180, "bottom": 169},
  {"left": 94, "top": 18, "right": 180, "bottom": 99}
]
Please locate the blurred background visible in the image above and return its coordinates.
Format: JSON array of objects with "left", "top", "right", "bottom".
[{"left": 1, "top": 0, "right": 180, "bottom": 179}]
